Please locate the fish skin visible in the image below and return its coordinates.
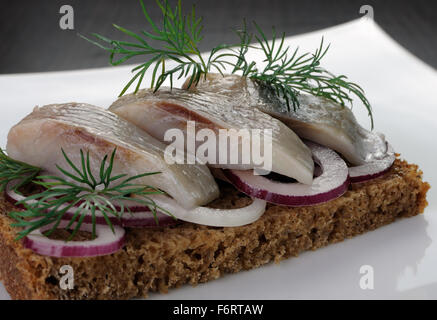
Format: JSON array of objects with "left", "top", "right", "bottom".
[
  {"left": 6, "top": 103, "right": 219, "bottom": 209},
  {"left": 184, "top": 73, "right": 389, "bottom": 166},
  {"left": 109, "top": 88, "right": 314, "bottom": 185}
]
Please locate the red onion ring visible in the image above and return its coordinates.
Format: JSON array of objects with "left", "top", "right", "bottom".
[
  {"left": 9, "top": 175, "right": 161, "bottom": 213},
  {"left": 223, "top": 141, "right": 349, "bottom": 206},
  {"left": 61, "top": 207, "right": 177, "bottom": 228},
  {"left": 71, "top": 196, "right": 154, "bottom": 213},
  {"left": 4, "top": 181, "right": 177, "bottom": 228},
  {"left": 23, "top": 220, "right": 125, "bottom": 257},
  {"left": 348, "top": 144, "right": 395, "bottom": 183},
  {"left": 4, "top": 184, "right": 37, "bottom": 208}
]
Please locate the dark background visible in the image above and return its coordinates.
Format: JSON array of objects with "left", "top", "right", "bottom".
[{"left": 0, "top": 0, "right": 436, "bottom": 74}]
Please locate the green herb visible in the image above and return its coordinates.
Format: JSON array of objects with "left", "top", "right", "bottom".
[
  {"left": 232, "top": 22, "right": 373, "bottom": 128},
  {"left": 80, "top": 0, "right": 234, "bottom": 96},
  {"left": 0, "top": 149, "right": 41, "bottom": 192},
  {"left": 8, "top": 148, "right": 172, "bottom": 241},
  {"left": 81, "top": 0, "right": 373, "bottom": 128}
]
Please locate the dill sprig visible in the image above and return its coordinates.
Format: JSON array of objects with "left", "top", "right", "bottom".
[
  {"left": 0, "top": 149, "right": 41, "bottom": 192},
  {"left": 81, "top": 0, "right": 233, "bottom": 96},
  {"left": 8, "top": 148, "right": 171, "bottom": 240},
  {"left": 81, "top": 0, "right": 373, "bottom": 127},
  {"left": 232, "top": 23, "right": 374, "bottom": 128}
]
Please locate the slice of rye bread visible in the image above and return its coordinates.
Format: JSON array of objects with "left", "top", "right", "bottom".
[{"left": 0, "top": 158, "right": 430, "bottom": 300}]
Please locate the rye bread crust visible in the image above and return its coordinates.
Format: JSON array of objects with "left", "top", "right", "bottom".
[{"left": 0, "top": 159, "right": 430, "bottom": 300}]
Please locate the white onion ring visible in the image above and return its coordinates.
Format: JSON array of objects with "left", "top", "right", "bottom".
[
  {"left": 223, "top": 141, "right": 349, "bottom": 206},
  {"left": 149, "top": 195, "right": 266, "bottom": 227},
  {"left": 23, "top": 220, "right": 125, "bottom": 257},
  {"left": 349, "top": 144, "right": 395, "bottom": 183}
]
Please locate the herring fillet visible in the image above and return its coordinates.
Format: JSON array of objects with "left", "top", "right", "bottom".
[
  {"left": 109, "top": 88, "right": 314, "bottom": 185},
  {"left": 6, "top": 103, "right": 219, "bottom": 209},
  {"left": 184, "top": 73, "right": 389, "bottom": 166}
]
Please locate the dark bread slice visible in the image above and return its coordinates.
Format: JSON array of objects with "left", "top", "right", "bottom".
[{"left": 0, "top": 158, "right": 430, "bottom": 299}]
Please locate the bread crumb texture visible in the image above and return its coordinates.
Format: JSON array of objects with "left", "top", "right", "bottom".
[{"left": 0, "top": 159, "right": 430, "bottom": 299}]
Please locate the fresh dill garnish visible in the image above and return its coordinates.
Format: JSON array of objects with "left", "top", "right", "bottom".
[
  {"left": 0, "top": 149, "right": 41, "bottom": 192},
  {"left": 80, "top": 0, "right": 234, "bottom": 96},
  {"left": 232, "top": 22, "right": 374, "bottom": 128},
  {"left": 81, "top": 0, "right": 373, "bottom": 128},
  {"left": 7, "top": 148, "right": 171, "bottom": 241}
]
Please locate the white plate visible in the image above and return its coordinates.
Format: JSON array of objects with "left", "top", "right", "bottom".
[{"left": 0, "top": 19, "right": 436, "bottom": 300}]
